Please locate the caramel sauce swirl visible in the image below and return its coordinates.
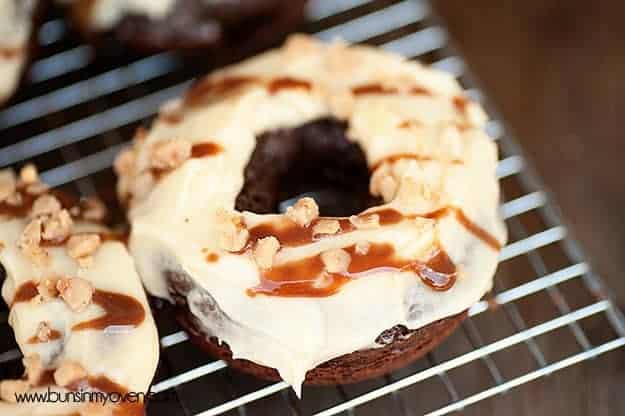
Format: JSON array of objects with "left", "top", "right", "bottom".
[
  {"left": 191, "top": 142, "right": 223, "bottom": 158},
  {"left": 268, "top": 77, "right": 312, "bottom": 94},
  {"left": 12, "top": 282, "right": 146, "bottom": 331},
  {"left": 247, "top": 207, "right": 500, "bottom": 251},
  {"left": 247, "top": 243, "right": 457, "bottom": 297},
  {"left": 27, "top": 329, "right": 62, "bottom": 344},
  {"left": 370, "top": 153, "right": 464, "bottom": 171},
  {"left": 73, "top": 290, "right": 146, "bottom": 331},
  {"left": 12, "top": 281, "right": 39, "bottom": 305}
]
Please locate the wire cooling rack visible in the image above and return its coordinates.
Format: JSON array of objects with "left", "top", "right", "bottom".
[{"left": 1, "top": 1, "right": 625, "bottom": 415}]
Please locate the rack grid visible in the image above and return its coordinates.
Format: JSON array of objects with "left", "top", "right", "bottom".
[{"left": 1, "top": 1, "right": 624, "bottom": 415}]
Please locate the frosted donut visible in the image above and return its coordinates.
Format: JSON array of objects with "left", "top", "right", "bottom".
[
  {"left": 116, "top": 34, "right": 507, "bottom": 396},
  {"left": 0, "top": 166, "right": 159, "bottom": 415}
]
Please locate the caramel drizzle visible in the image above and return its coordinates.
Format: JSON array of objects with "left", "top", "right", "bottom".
[
  {"left": 351, "top": 83, "right": 432, "bottom": 96},
  {"left": 370, "top": 153, "right": 464, "bottom": 172},
  {"left": 27, "top": 330, "right": 62, "bottom": 344},
  {"left": 0, "top": 187, "right": 94, "bottom": 221},
  {"left": 73, "top": 290, "right": 146, "bottom": 331},
  {"left": 247, "top": 243, "right": 457, "bottom": 297},
  {"left": 12, "top": 282, "right": 146, "bottom": 331},
  {"left": 0, "top": 46, "right": 24, "bottom": 59},
  {"left": 184, "top": 75, "right": 313, "bottom": 109},
  {"left": 191, "top": 142, "right": 223, "bottom": 158},
  {"left": 248, "top": 206, "right": 501, "bottom": 251},
  {"left": 12, "top": 281, "right": 38, "bottom": 305},
  {"left": 267, "top": 77, "right": 312, "bottom": 94}
]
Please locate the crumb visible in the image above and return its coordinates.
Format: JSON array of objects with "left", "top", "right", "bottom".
[
  {"left": 67, "top": 233, "right": 101, "bottom": 264},
  {"left": 321, "top": 248, "right": 351, "bottom": 273},
  {"left": 216, "top": 209, "right": 249, "bottom": 252},
  {"left": 354, "top": 241, "right": 370, "bottom": 255},
  {"left": 151, "top": 139, "right": 191, "bottom": 170},
  {"left": 349, "top": 214, "right": 380, "bottom": 229},
  {"left": 19, "top": 164, "right": 38, "bottom": 184},
  {"left": 253, "top": 236, "right": 280, "bottom": 269},
  {"left": 35, "top": 321, "right": 53, "bottom": 342},
  {"left": 41, "top": 210, "right": 73, "bottom": 242},
  {"left": 312, "top": 219, "right": 340, "bottom": 237},
  {"left": 56, "top": 277, "right": 94, "bottom": 312},
  {"left": 285, "top": 197, "right": 319, "bottom": 227},
  {"left": 37, "top": 278, "right": 58, "bottom": 300},
  {"left": 30, "top": 194, "right": 62, "bottom": 218}
]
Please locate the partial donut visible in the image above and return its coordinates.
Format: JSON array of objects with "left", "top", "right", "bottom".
[
  {"left": 116, "top": 35, "right": 507, "bottom": 396},
  {"left": 0, "top": 165, "right": 159, "bottom": 415},
  {"left": 67, "top": 0, "right": 307, "bottom": 55}
]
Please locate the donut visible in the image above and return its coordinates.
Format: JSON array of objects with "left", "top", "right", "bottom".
[
  {"left": 0, "top": 0, "right": 41, "bottom": 105},
  {"left": 0, "top": 165, "right": 159, "bottom": 415},
  {"left": 116, "top": 35, "right": 507, "bottom": 396},
  {"left": 66, "top": 0, "right": 307, "bottom": 55}
]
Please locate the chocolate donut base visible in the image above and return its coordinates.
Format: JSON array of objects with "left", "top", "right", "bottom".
[
  {"left": 176, "top": 308, "right": 467, "bottom": 385},
  {"left": 68, "top": 0, "right": 306, "bottom": 57}
]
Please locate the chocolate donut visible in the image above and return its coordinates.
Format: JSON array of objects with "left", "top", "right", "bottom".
[
  {"left": 116, "top": 35, "right": 507, "bottom": 396},
  {"left": 0, "top": 0, "right": 42, "bottom": 105},
  {"left": 67, "top": 0, "right": 307, "bottom": 55},
  {"left": 0, "top": 166, "right": 159, "bottom": 415}
]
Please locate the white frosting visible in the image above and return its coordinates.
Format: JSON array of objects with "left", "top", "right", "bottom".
[
  {"left": 73, "top": 0, "right": 176, "bottom": 30},
  {"left": 0, "top": 0, "right": 36, "bottom": 103},
  {"left": 0, "top": 208, "right": 159, "bottom": 413},
  {"left": 121, "top": 35, "right": 507, "bottom": 395}
]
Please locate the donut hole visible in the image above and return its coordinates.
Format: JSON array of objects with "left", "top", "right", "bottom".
[{"left": 235, "top": 118, "right": 381, "bottom": 217}]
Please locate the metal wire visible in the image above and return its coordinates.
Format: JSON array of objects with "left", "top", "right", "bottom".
[{"left": 1, "top": 0, "right": 624, "bottom": 415}]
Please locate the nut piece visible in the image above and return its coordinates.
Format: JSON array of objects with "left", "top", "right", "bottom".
[
  {"left": 80, "top": 197, "right": 107, "bottom": 222},
  {"left": 35, "top": 321, "right": 54, "bottom": 342},
  {"left": 354, "top": 241, "right": 371, "bottom": 255},
  {"left": 253, "top": 236, "right": 280, "bottom": 269},
  {"left": 54, "top": 361, "right": 87, "bottom": 387},
  {"left": 56, "top": 277, "right": 94, "bottom": 312},
  {"left": 19, "top": 164, "right": 38, "bottom": 185},
  {"left": 113, "top": 147, "right": 136, "bottom": 176},
  {"left": 67, "top": 233, "right": 101, "bottom": 263},
  {"left": 0, "top": 170, "right": 16, "bottom": 202},
  {"left": 0, "top": 379, "right": 29, "bottom": 402},
  {"left": 370, "top": 165, "right": 399, "bottom": 202},
  {"left": 321, "top": 248, "right": 351, "bottom": 274},
  {"left": 42, "top": 210, "right": 73, "bottom": 242},
  {"left": 216, "top": 209, "right": 249, "bottom": 252},
  {"left": 349, "top": 214, "right": 380, "bottom": 229},
  {"left": 31, "top": 194, "right": 62, "bottom": 218},
  {"left": 312, "top": 219, "right": 340, "bottom": 237},
  {"left": 23, "top": 354, "right": 44, "bottom": 385},
  {"left": 151, "top": 139, "right": 191, "bottom": 170},
  {"left": 285, "top": 197, "right": 319, "bottom": 227},
  {"left": 37, "top": 278, "right": 59, "bottom": 300},
  {"left": 18, "top": 219, "right": 48, "bottom": 265}
]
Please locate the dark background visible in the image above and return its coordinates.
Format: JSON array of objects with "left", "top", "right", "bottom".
[{"left": 434, "top": 1, "right": 625, "bottom": 414}]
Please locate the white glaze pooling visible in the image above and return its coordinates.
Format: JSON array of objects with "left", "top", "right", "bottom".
[
  {"left": 0, "top": 218, "right": 159, "bottom": 414},
  {"left": 0, "top": 0, "right": 37, "bottom": 104},
  {"left": 122, "top": 35, "right": 506, "bottom": 395}
]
